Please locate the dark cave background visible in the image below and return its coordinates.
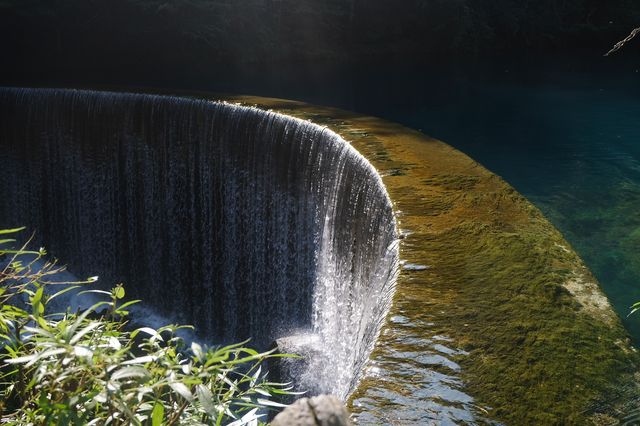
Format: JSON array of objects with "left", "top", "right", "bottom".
[{"left": 1, "top": 0, "right": 639, "bottom": 91}]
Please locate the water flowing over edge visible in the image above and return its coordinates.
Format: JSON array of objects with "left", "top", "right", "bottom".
[{"left": 0, "top": 87, "right": 399, "bottom": 400}]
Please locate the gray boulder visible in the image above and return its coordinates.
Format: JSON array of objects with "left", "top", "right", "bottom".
[{"left": 271, "top": 395, "right": 351, "bottom": 426}]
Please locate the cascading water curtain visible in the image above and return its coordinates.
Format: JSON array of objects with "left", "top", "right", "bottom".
[{"left": 0, "top": 87, "right": 398, "bottom": 398}]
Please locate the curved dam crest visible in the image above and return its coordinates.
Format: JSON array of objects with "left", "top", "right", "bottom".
[
  {"left": 222, "top": 94, "right": 640, "bottom": 424},
  {"left": 0, "top": 87, "right": 399, "bottom": 400},
  {"left": 2, "top": 87, "right": 639, "bottom": 424}
]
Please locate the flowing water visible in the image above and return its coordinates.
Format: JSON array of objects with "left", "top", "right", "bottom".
[{"left": 0, "top": 87, "right": 398, "bottom": 400}]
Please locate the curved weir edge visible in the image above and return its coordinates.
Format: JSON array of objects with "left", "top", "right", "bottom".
[
  {"left": 0, "top": 87, "right": 399, "bottom": 401},
  {"left": 218, "top": 94, "right": 640, "bottom": 425}
]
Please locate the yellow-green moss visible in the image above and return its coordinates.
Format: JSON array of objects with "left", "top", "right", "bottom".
[{"left": 174, "top": 92, "right": 638, "bottom": 424}]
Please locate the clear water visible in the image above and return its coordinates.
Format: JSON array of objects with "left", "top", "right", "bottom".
[{"left": 374, "top": 64, "right": 640, "bottom": 344}]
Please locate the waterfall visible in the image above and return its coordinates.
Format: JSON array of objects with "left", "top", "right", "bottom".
[{"left": 0, "top": 87, "right": 398, "bottom": 399}]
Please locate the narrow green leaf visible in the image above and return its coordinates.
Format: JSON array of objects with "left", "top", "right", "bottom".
[
  {"left": 122, "top": 355, "right": 156, "bottom": 365},
  {"left": 4, "top": 354, "right": 37, "bottom": 364},
  {"left": 48, "top": 286, "right": 81, "bottom": 302},
  {"left": 197, "top": 384, "right": 217, "bottom": 417},
  {"left": 0, "top": 250, "right": 40, "bottom": 255},
  {"left": 0, "top": 227, "right": 26, "bottom": 235},
  {"left": 133, "top": 327, "right": 163, "bottom": 342},
  {"left": 253, "top": 387, "right": 271, "bottom": 397},
  {"left": 256, "top": 398, "right": 289, "bottom": 408},
  {"left": 30, "top": 348, "right": 67, "bottom": 365},
  {"left": 111, "top": 366, "right": 151, "bottom": 381},
  {"left": 191, "top": 342, "right": 204, "bottom": 359},
  {"left": 31, "top": 286, "right": 44, "bottom": 307},
  {"left": 70, "top": 321, "right": 101, "bottom": 345},
  {"left": 151, "top": 402, "right": 164, "bottom": 426},
  {"left": 73, "top": 346, "right": 93, "bottom": 359},
  {"left": 64, "top": 301, "right": 110, "bottom": 341},
  {"left": 169, "top": 382, "right": 194, "bottom": 402},
  {"left": 77, "top": 289, "right": 111, "bottom": 297},
  {"left": 250, "top": 365, "right": 261, "bottom": 387},
  {"left": 227, "top": 408, "right": 263, "bottom": 426},
  {"left": 115, "top": 299, "right": 141, "bottom": 312},
  {"left": 23, "top": 325, "right": 55, "bottom": 338}
]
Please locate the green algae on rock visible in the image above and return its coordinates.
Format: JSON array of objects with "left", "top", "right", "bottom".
[{"left": 218, "top": 95, "right": 639, "bottom": 425}]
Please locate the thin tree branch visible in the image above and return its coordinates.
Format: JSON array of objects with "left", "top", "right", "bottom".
[{"left": 605, "top": 27, "right": 640, "bottom": 56}]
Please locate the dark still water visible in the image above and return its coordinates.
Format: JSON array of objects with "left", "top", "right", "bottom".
[
  {"left": 370, "top": 62, "right": 640, "bottom": 343},
  {"left": 208, "top": 55, "right": 640, "bottom": 343}
]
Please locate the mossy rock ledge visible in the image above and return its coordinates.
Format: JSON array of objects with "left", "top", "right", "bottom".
[{"left": 200, "top": 93, "right": 638, "bottom": 425}]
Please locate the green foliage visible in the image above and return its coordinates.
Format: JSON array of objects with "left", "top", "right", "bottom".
[{"left": 0, "top": 228, "right": 296, "bottom": 425}]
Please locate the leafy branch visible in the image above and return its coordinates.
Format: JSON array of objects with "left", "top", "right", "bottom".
[{"left": 1, "top": 227, "right": 298, "bottom": 425}]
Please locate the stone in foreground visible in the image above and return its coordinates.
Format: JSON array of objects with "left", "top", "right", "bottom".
[{"left": 271, "top": 395, "right": 352, "bottom": 426}]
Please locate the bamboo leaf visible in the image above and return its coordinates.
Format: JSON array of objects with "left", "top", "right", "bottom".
[
  {"left": 4, "top": 354, "right": 37, "bottom": 364},
  {"left": 227, "top": 408, "right": 262, "bottom": 426},
  {"left": 23, "top": 325, "right": 54, "bottom": 338},
  {"left": 256, "top": 398, "right": 287, "bottom": 408},
  {"left": 64, "top": 301, "right": 110, "bottom": 341},
  {"left": 191, "top": 341, "right": 204, "bottom": 359},
  {"left": 115, "top": 299, "right": 141, "bottom": 312},
  {"left": 256, "top": 398, "right": 288, "bottom": 408},
  {"left": 253, "top": 387, "right": 271, "bottom": 397},
  {"left": 77, "top": 289, "right": 111, "bottom": 297},
  {"left": 73, "top": 346, "right": 93, "bottom": 359},
  {"left": 24, "top": 348, "right": 67, "bottom": 367},
  {"left": 250, "top": 365, "right": 261, "bottom": 387}
]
